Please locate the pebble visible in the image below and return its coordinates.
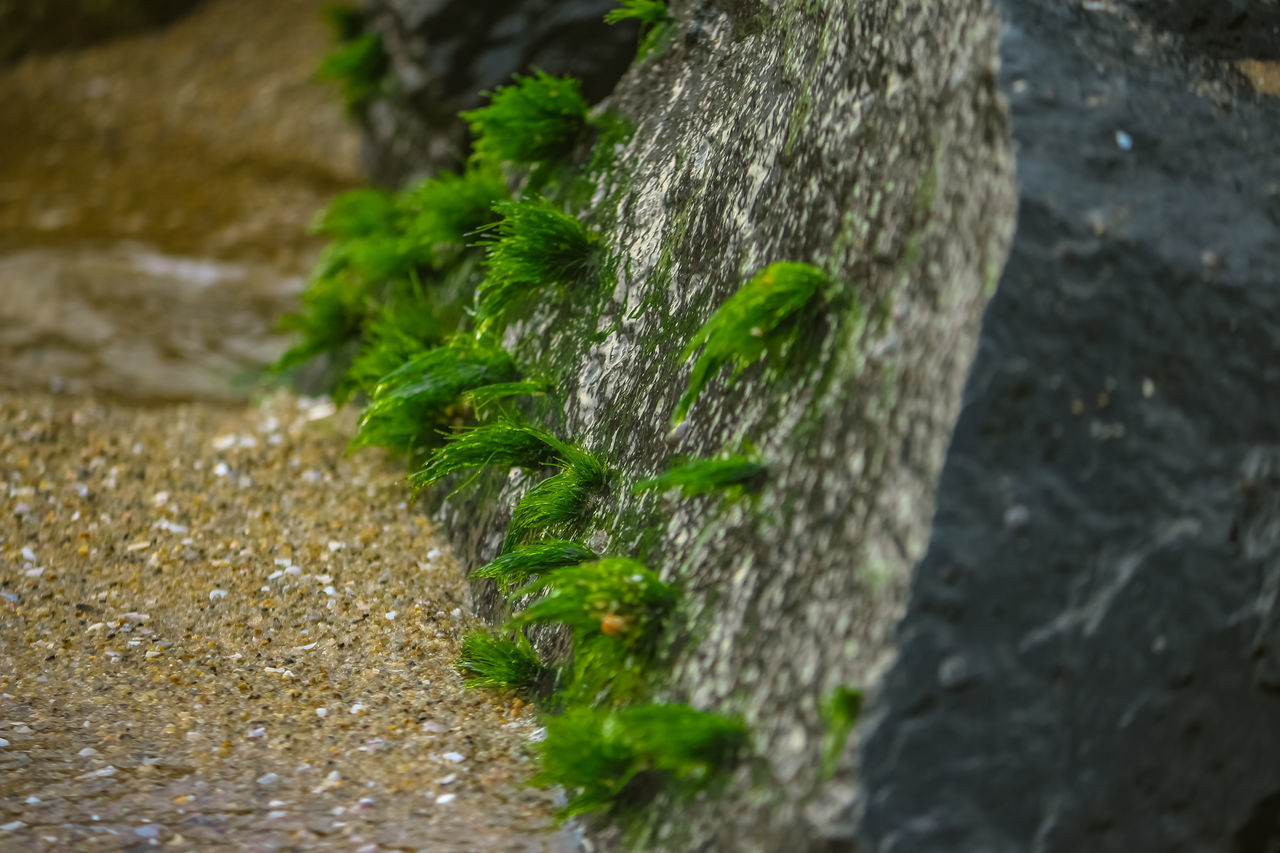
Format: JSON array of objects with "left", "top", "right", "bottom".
[
  {"left": 134, "top": 824, "right": 163, "bottom": 839},
  {"left": 0, "top": 738, "right": 8, "bottom": 747},
  {"left": 442, "top": 752, "right": 465, "bottom": 763},
  {"left": 436, "top": 793, "right": 456, "bottom": 805},
  {"left": 209, "top": 589, "right": 228, "bottom": 600},
  {"left": 79, "top": 747, "right": 99, "bottom": 757},
  {"left": 1, "top": 821, "right": 24, "bottom": 832},
  {"left": 257, "top": 773, "right": 280, "bottom": 785}
]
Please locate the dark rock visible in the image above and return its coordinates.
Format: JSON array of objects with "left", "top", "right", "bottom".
[
  {"left": 360, "top": 0, "right": 639, "bottom": 184},
  {"left": 858, "top": 2, "right": 1280, "bottom": 851},
  {"left": 0, "top": 0, "right": 204, "bottom": 65}
]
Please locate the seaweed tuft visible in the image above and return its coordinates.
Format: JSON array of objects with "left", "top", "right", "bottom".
[
  {"left": 505, "top": 450, "right": 610, "bottom": 549},
  {"left": 316, "top": 12, "right": 390, "bottom": 113},
  {"left": 605, "top": 0, "right": 673, "bottom": 60},
  {"left": 462, "top": 70, "right": 591, "bottom": 166},
  {"left": 673, "top": 261, "right": 847, "bottom": 424},
  {"left": 410, "top": 421, "right": 572, "bottom": 491},
  {"left": 352, "top": 338, "right": 520, "bottom": 453},
  {"left": 534, "top": 703, "right": 749, "bottom": 817},
  {"left": 456, "top": 629, "right": 555, "bottom": 694},
  {"left": 476, "top": 198, "right": 600, "bottom": 330},
  {"left": 509, "top": 558, "right": 675, "bottom": 652},
  {"left": 471, "top": 540, "right": 597, "bottom": 591},
  {"left": 820, "top": 685, "right": 864, "bottom": 778},
  {"left": 634, "top": 454, "right": 766, "bottom": 498}
]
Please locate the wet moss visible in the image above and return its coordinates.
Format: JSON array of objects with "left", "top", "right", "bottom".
[
  {"left": 410, "top": 421, "right": 576, "bottom": 490},
  {"left": 533, "top": 704, "right": 749, "bottom": 818},
  {"left": 819, "top": 686, "right": 863, "bottom": 778},
  {"left": 472, "top": 540, "right": 598, "bottom": 592},
  {"left": 351, "top": 338, "right": 521, "bottom": 453},
  {"left": 456, "top": 628, "right": 556, "bottom": 694},
  {"left": 606, "top": 0, "right": 674, "bottom": 61},
  {"left": 505, "top": 451, "right": 611, "bottom": 549},
  {"left": 476, "top": 199, "right": 601, "bottom": 332},
  {"left": 672, "top": 261, "right": 841, "bottom": 424},
  {"left": 463, "top": 70, "right": 591, "bottom": 167},
  {"left": 634, "top": 455, "right": 766, "bottom": 498}
]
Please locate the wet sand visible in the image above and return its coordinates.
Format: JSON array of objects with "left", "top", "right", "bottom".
[{"left": 0, "top": 392, "right": 568, "bottom": 852}]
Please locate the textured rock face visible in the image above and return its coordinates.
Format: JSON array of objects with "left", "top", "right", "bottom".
[
  {"left": 410, "top": 0, "right": 1015, "bottom": 849},
  {"left": 858, "top": 2, "right": 1280, "bottom": 851},
  {"left": 362, "top": 0, "right": 638, "bottom": 183}
]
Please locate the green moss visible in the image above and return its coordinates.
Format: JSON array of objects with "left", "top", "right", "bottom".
[
  {"left": 673, "top": 261, "right": 844, "bottom": 424},
  {"left": 820, "top": 685, "right": 863, "bottom": 778},
  {"left": 463, "top": 380, "right": 548, "bottom": 411},
  {"left": 351, "top": 338, "right": 520, "bottom": 453},
  {"left": 410, "top": 421, "right": 574, "bottom": 490},
  {"left": 534, "top": 703, "right": 749, "bottom": 817},
  {"left": 505, "top": 450, "right": 610, "bottom": 549},
  {"left": 471, "top": 540, "right": 597, "bottom": 591},
  {"left": 634, "top": 455, "right": 767, "bottom": 498},
  {"left": 316, "top": 30, "right": 390, "bottom": 113},
  {"left": 605, "top": 0, "right": 673, "bottom": 61},
  {"left": 274, "top": 273, "right": 366, "bottom": 377},
  {"left": 475, "top": 199, "right": 600, "bottom": 330},
  {"left": 462, "top": 70, "right": 590, "bottom": 166},
  {"left": 509, "top": 558, "right": 675, "bottom": 652},
  {"left": 398, "top": 165, "right": 510, "bottom": 267},
  {"left": 456, "top": 629, "right": 555, "bottom": 694}
]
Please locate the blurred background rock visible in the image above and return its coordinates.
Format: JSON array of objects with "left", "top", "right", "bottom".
[{"left": 0, "top": 0, "right": 363, "bottom": 402}]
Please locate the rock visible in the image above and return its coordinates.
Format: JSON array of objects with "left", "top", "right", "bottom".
[
  {"left": 857, "top": 2, "right": 1280, "bottom": 851},
  {"left": 365, "top": 0, "right": 1014, "bottom": 848},
  {"left": 0, "top": 0, "right": 202, "bottom": 65},
  {"left": 360, "top": 0, "right": 639, "bottom": 184}
]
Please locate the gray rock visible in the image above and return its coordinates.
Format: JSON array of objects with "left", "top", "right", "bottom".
[
  {"left": 858, "top": 2, "right": 1280, "bottom": 851},
  {"left": 417, "top": 0, "right": 1016, "bottom": 848}
]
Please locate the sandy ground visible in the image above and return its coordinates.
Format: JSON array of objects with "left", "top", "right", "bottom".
[{"left": 0, "top": 392, "right": 569, "bottom": 852}]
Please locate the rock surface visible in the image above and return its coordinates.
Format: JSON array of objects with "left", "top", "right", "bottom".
[
  {"left": 361, "top": 0, "right": 639, "bottom": 184},
  {"left": 857, "top": 1, "right": 1280, "bottom": 851},
  {"left": 403, "top": 0, "right": 1017, "bottom": 848}
]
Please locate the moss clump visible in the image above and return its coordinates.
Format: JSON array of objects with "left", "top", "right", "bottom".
[
  {"left": 509, "top": 558, "right": 675, "bottom": 651},
  {"left": 605, "top": 0, "right": 672, "bottom": 60},
  {"left": 316, "top": 18, "right": 390, "bottom": 113},
  {"left": 476, "top": 199, "right": 600, "bottom": 330},
  {"left": 820, "top": 685, "right": 864, "bottom": 778},
  {"left": 463, "top": 380, "right": 548, "bottom": 410},
  {"left": 462, "top": 70, "right": 590, "bottom": 166},
  {"left": 398, "top": 166, "right": 510, "bottom": 267},
  {"left": 351, "top": 338, "right": 520, "bottom": 452},
  {"left": 410, "top": 421, "right": 573, "bottom": 490},
  {"left": 456, "top": 629, "right": 555, "bottom": 694},
  {"left": 505, "top": 450, "right": 610, "bottom": 549},
  {"left": 673, "top": 261, "right": 846, "bottom": 424},
  {"left": 534, "top": 704, "right": 749, "bottom": 817},
  {"left": 634, "top": 455, "right": 767, "bottom": 497},
  {"left": 471, "top": 540, "right": 597, "bottom": 591}
]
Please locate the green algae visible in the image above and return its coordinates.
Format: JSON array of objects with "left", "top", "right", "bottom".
[
  {"left": 463, "top": 70, "right": 591, "bottom": 166},
  {"left": 471, "top": 540, "right": 598, "bottom": 592},
  {"left": 820, "top": 685, "right": 864, "bottom": 778},
  {"left": 533, "top": 704, "right": 749, "bottom": 818},
  {"left": 475, "top": 198, "right": 601, "bottom": 331},
  {"left": 673, "top": 261, "right": 835, "bottom": 424},
  {"left": 634, "top": 455, "right": 766, "bottom": 498},
  {"left": 456, "top": 629, "right": 556, "bottom": 694}
]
